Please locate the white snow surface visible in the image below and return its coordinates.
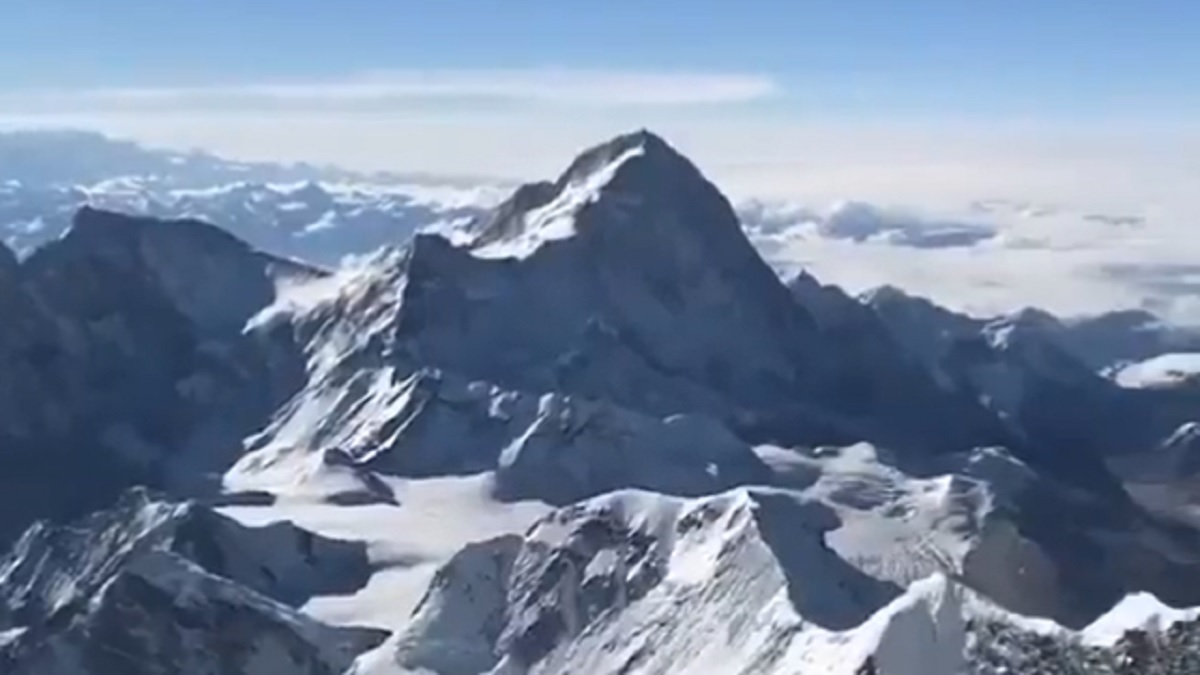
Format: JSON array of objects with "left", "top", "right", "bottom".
[
  {"left": 471, "top": 145, "right": 644, "bottom": 259},
  {"left": 219, "top": 475, "right": 549, "bottom": 630},
  {"left": 1114, "top": 352, "right": 1200, "bottom": 388},
  {"left": 1082, "top": 592, "right": 1200, "bottom": 646}
]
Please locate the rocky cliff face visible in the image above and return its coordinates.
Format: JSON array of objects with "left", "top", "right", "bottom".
[{"left": 0, "top": 488, "right": 384, "bottom": 675}]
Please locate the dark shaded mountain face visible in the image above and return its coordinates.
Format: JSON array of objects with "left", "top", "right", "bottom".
[
  {"left": 1064, "top": 309, "right": 1200, "bottom": 370},
  {"left": 790, "top": 271, "right": 1138, "bottom": 499},
  {"left": 0, "top": 207, "right": 317, "bottom": 545},
  {"left": 0, "top": 241, "right": 15, "bottom": 274},
  {"left": 864, "top": 286, "right": 1199, "bottom": 481},
  {"left": 865, "top": 284, "right": 1200, "bottom": 376}
]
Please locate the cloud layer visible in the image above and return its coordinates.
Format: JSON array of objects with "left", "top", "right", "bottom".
[
  {"left": 1, "top": 111, "right": 1196, "bottom": 326},
  {"left": 740, "top": 200, "right": 998, "bottom": 249},
  {"left": 742, "top": 195, "right": 1200, "bottom": 326}
]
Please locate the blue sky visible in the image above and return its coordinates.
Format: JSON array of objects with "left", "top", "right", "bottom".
[
  {"left": 0, "top": 1, "right": 1197, "bottom": 203},
  {"left": 2, "top": 2, "right": 1200, "bottom": 321},
  {"left": 3, "top": 1, "right": 1198, "bottom": 119}
]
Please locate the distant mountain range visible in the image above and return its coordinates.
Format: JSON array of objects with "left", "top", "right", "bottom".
[{"left": 0, "top": 129, "right": 509, "bottom": 265}]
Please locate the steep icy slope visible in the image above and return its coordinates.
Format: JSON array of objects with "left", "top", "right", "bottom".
[
  {"left": 228, "top": 365, "right": 772, "bottom": 507},
  {"left": 348, "top": 488, "right": 900, "bottom": 675},
  {"left": 347, "top": 480, "right": 1200, "bottom": 675}
]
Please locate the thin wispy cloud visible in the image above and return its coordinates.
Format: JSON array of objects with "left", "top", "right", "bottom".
[{"left": 2, "top": 69, "right": 780, "bottom": 111}]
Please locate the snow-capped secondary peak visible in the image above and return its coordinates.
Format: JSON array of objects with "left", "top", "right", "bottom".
[{"left": 349, "top": 488, "right": 903, "bottom": 675}]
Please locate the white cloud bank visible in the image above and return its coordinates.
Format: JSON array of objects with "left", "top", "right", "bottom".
[
  {"left": 1, "top": 103, "right": 1197, "bottom": 326},
  {"left": 743, "top": 196, "right": 1200, "bottom": 326}
]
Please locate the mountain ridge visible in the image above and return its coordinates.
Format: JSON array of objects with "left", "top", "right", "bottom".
[{"left": 4, "top": 129, "right": 1200, "bottom": 673}]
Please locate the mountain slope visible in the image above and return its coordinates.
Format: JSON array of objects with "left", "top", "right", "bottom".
[
  {"left": 0, "top": 207, "right": 320, "bottom": 544},
  {"left": 348, "top": 488, "right": 901, "bottom": 675},
  {"left": 248, "top": 131, "right": 1005, "bottom": 470},
  {"left": 0, "top": 488, "right": 385, "bottom": 675},
  {"left": 222, "top": 131, "right": 1200, "bottom": 625},
  {"left": 865, "top": 285, "right": 1199, "bottom": 483}
]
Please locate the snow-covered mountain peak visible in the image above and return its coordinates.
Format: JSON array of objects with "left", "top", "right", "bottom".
[
  {"left": 466, "top": 131, "right": 673, "bottom": 259},
  {"left": 222, "top": 131, "right": 1019, "bottom": 500},
  {"left": 1082, "top": 592, "right": 1200, "bottom": 646},
  {"left": 0, "top": 487, "right": 384, "bottom": 674},
  {"left": 468, "top": 129, "right": 750, "bottom": 264},
  {"left": 555, "top": 128, "right": 676, "bottom": 185}
]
